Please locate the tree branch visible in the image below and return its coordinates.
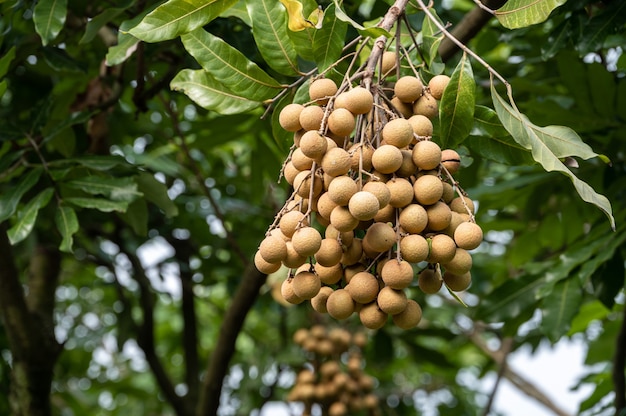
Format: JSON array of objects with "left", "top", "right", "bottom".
[{"left": 613, "top": 306, "right": 626, "bottom": 414}]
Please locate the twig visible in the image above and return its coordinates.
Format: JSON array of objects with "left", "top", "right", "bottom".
[{"left": 482, "top": 337, "right": 514, "bottom": 416}]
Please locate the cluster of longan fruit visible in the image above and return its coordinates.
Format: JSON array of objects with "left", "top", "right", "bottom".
[
  {"left": 288, "top": 325, "right": 379, "bottom": 416},
  {"left": 255, "top": 50, "right": 483, "bottom": 330}
]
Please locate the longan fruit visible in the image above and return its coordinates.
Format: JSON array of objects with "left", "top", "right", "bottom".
[
  {"left": 315, "top": 238, "right": 344, "bottom": 266},
  {"left": 328, "top": 108, "right": 356, "bottom": 137},
  {"left": 390, "top": 96, "right": 414, "bottom": 118},
  {"left": 408, "top": 114, "right": 433, "bottom": 138},
  {"left": 392, "top": 299, "right": 422, "bottom": 329},
  {"left": 381, "top": 259, "right": 414, "bottom": 289},
  {"left": 396, "top": 149, "right": 418, "bottom": 178},
  {"left": 412, "top": 140, "right": 442, "bottom": 170},
  {"left": 291, "top": 226, "right": 322, "bottom": 257},
  {"left": 321, "top": 147, "right": 351, "bottom": 177},
  {"left": 283, "top": 161, "right": 300, "bottom": 185},
  {"left": 348, "top": 191, "right": 380, "bottom": 221},
  {"left": 299, "top": 130, "right": 328, "bottom": 160},
  {"left": 281, "top": 278, "right": 304, "bottom": 304},
  {"left": 372, "top": 144, "right": 403, "bottom": 174},
  {"left": 325, "top": 224, "right": 354, "bottom": 246},
  {"left": 442, "top": 270, "right": 471, "bottom": 292},
  {"left": 341, "top": 238, "right": 363, "bottom": 266},
  {"left": 450, "top": 195, "right": 475, "bottom": 215},
  {"left": 394, "top": 75, "right": 424, "bottom": 103},
  {"left": 279, "top": 103, "right": 304, "bottom": 132},
  {"left": 412, "top": 92, "right": 438, "bottom": 119},
  {"left": 311, "top": 286, "right": 334, "bottom": 313},
  {"left": 327, "top": 175, "right": 358, "bottom": 206},
  {"left": 359, "top": 302, "right": 388, "bottom": 330},
  {"left": 361, "top": 235, "right": 381, "bottom": 259},
  {"left": 315, "top": 262, "right": 344, "bottom": 285},
  {"left": 293, "top": 170, "right": 323, "bottom": 198},
  {"left": 309, "top": 78, "right": 338, "bottom": 105},
  {"left": 317, "top": 192, "right": 339, "bottom": 220},
  {"left": 362, "top": 180, "right": 391, "bottom": 209},
  {"left": 254, "top": 250, "right": 281, "bottom": 274},
  {"left": 386, "top": 177, "right": 414, "bottom": 208},
  {"left": 382, "top": 118, "right": 414, "bottom": 148},
  {"left": 363, "top": 222, "right": 396, "bottom": 253},
  {"left": 399, "top": 234, "right": 429, "bottom": 263},
  {"left": 350, "top": 143, "right": 375, "bottom": 172},
  {"left": 283, "top": 241, "right": 307, "bottom": 268},
  {"left": 427, "top": 234, "right": 457, "bottom": 263},
  {"left": 454, "top": 221, "right": 483, "bottom": 250},
  {"left": 441, "top": 149, "right": 461, "bottom": 174},
  {"left": 413, "top": 174, "right": 444, "bottom": 206},
  {"left": 442, "top": 182, "right": 455, "bottom": 203},
  {"left": 373, "top": 203, "right": 396, "bottom": 223},
  {"left": 258, "top": 234, "right": 288, "bottom": 263},
  {"left": 428, "top": 74, "right": 451, "bottom": 100},
  {"left": 399, "top": 204, "right": 428, "bottom": 234},
  {"left": 377, "top": 286, "right": 408, "bottom": 315},
  {"left": 343, "top": 262, "right": 366, "bottom": 283},
  {"left": 291, "top": 147, "right": 314, "bottom": 171},
  {"left": 293, "top": 328, "right": 309, "bottom": 345},
  {"left": 330, "top": 205, "right": 359, "bottom": 232},
  {"left": 343, "top": 86, "right": 374, "bottom": 115},
  {"left": 426, "top": 201, "right": 452, "bottom": 231},
  {"left": 442, "top": 248, "right": 472, "bottom": 275},
  {"left": 329, "top": 401, "right": 348, "bottom": 416},
  {"left": 443, "top": 211, "right": 465, "bottom": 237},
  {"left": 326, "top": 288, "right": 355, "bottom": 320},
  {"left": 381, "top": 51, "right": 397, "bottom": 76},
  {"left": 346, "top": 271, "right": 380, "bottom": 303},
  {"left": 292, "top": 271, "right": 321, "bottom": 300},
  {"left": 299, "top": 105, "right": 325, "bottom": 131},
  {"left": 418, "top": 268, "right": 443, "bottom": 294}
]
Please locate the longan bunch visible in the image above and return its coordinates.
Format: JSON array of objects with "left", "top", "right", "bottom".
[
  {"left": 287, "top": 325, "right": 380, "bottom": 416},
  {"left": 256, "top": 54, "right": 483, "bottom": 330}
]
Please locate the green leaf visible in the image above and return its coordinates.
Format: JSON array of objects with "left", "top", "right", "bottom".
[
  {"left": 181, "top": 28, "right": 282, "bottom": 102},
  {"left": 8, "top": 188, "right": 54, "bottom": 245},
  {"left": 246, "top": 0, "right": 300, "bottom": 76},
  {"left": 0, "top": 80, "right": 6, "bottom": 98},
  {"left": 439, "top": 53, "right": 475, "bottom": 149},
  {"left": 136, "top": 172, "right": 179, "bottom": 217},
  {"left": 420, "top": 11, "right": 445, "bottom": 70},
  {"left": 491, "top": 83, "right": 615, "bottom": 230},
  {"left": 568, "top": 300, "right": 610, "bottom": 336},
  {"left": 128, "top": 0, "right": 237, "bottom": 42},
  {"left": 0, "top": 46, "right": 16, "bottom": 78},
  {"left": 80, "top": 0, "right": 136, "bottom": 44},
  {"left": 578, "top": 0, "right": 626, "bottom": 55},
  {"left": 475, "top": 273, "right": 544, "bottom": 322},
  {"left": 55, "top": 204, "right": 79, "bottom": 252},
  {"left": 72, "top": 155, "right": 127, "bottom": 171},
  {"left": 106, "top": 13, "right": 146, "bottom": 66},
  {"left": 42, "top": 111, "right": 95, "bottom": 145},
  {"left": 120, "top": 198, "right": 148, "bottom": 236},
  {"left": 0, "top": 168, "right": 43, "bottom": 222},
  {"left": 495, "top": 0, "right": 567, "bottom": 29},
  {"left": 64, "top": 176, "right": 142, "bottom": 202},
  {"left": 312, "top": 4, "right": 347, "bottom": 72},
  {"left": 41, "top": 46, "right": 86, "bottom": 73},
  {"left": 331, "top": 0, "right": 390, "bottom": 38},
  {"left": 171, "top": 69, "right": 261, "bottom": 115},
  {"left": 588, "top": 62, "right": 616, "bottom": 118},
  {"left": 33, "top": 0, "right": 68, "bottom": 45},
  {"left": 540, "top": 277, "right": 582, "bottom": 342},
  {"left": 65, "top": 197, "right": 129, "bottom": 212}
]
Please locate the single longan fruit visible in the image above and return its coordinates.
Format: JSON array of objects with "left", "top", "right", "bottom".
[
  {"left": 283, "top": 241, "right": 307, "bottom": 268},
  {"left": 293, "top": 170, "right": 323, "bottom": 199},
  {"left": 281, "top": 278, "right": 304, "bottom": 304},
  {"left": 377, "top": 286, "right": 408, "bottom": 315},
  {"left": 315, "top": 238, "right": 344, "bottom": 266},
  {"left": 283, "top": 161, "right": 300, "bottom": 185},
  {"left": 418, "top": 268, "right": 443, "bottom": 294},
  {"left": 315, "top": 262, "right": 344, "bottom": 285},
  {"left": 373, "top": 203, "right": 396, "bottom": 223},
  {"left": 279, "top": 103, "right": 304, "bottom": 132},
  {"left": 363, "top": 222, "right": 396, "bottom": 253},
  {"left": 386, "top": 177, "right": 414, "bottom": 208},
  {"left": 341, "top": 238, "right": 363, "bottom": 266},
  {"left": 258, "top": 234, "right": 288, "bottom": 263},
  {"left": 399, "top": 204, "right": 428, "bottom": 234},
  {"left": 329, "top": 401, "right": 349, "bottom": 416},
  {"left": 394, "top": 76, "right": 424, "bottom": 103},
  {"left": 442, "top": 248, "right": 472, "bottom": 275},
  {"left": 343, "top": 262, "right": 366, "bottom": 283},
  {"left": 344, "top": 86, "right": 374, "bottom": 115},
  {"left": 441, "top": 149, "right": 461, "bottom": 174},
  {"left": 317, "top": 192, "right": 338, "bottom": 220},
  {"left": 426, "top": 201, "right": 452, "bottom": 231},
  {"left": 359, "top": 302, "right": 388, "bottom": 330},
  {"left": 427, "top": 234, "right": 457, "bottom": 263},
  {"left": 291, "top": 147, "right": 314, "bottom": 171},
  {"left": 361, "top": 236, "right": 381, "bottom": 259},
  {"left": 321, "top": 147, "right": 351, "bottom": 177},
  {"left": 413, "top": 92, "right": 438, "bottom": 119},
  {"left": 330, "top": 206, "right": 359, "bottom": 233},
  {"left": 382, "top": 118, "right": 414, "bottom": 149},
  {"left": 309, "top": 78, "right": 338, "bottom": 105},
  {"left": 362, "top": 180, "right": 391, "bottom": 209},
  {"left": 325, "top": 224, "right": 354, "bottom": 246},
  {"left": 442, "top": 182, "right": 455, "bottom": 203},
  {"left": 350, "top": 143, "right": 375, "bottom": 172},
  {"left": 381, "top": 259, "right": 414, "bottom": 289},
  {"left": 442, "top": 211, "right": 465, "bottom": 237},
  {"left": 390, "top": 96, "right": 414, "bottom": 118},
  {"left": 299, "top": 105, "right": 325, "bottom": 131},
  {"left": 443, "top": 270, "right": 471, "bottom": 292},
  {"left": 348, "top": 191, "right": 380, "bottom": 221},
  {"left": 299, "top": 130, "right": 328, "bottom": 160},
  {"left": 450, "top": 195, "right": 475, "bottom": 215},
  {"left": 292, "top": 271, "right": 321, "bottom": 300},
  {"left": 291, "top": 226, "right": 322, "bottom": 257},
  {"left": 346, "top": 271, "right": 380, "bottom": 303},
  {"left": 392, "top": 299, "right": 422, "bottom": 329},
  {"left": 412, "top": 140, "right": 442, "bottom": 170},
  {"left": 408, "top": 114, "right": 433, "bottom": 138},
  {"left": 327, "top": 175, "right": 358, "bottom": 206},
  {"left": 396, "top": 150, "right": 418, "bottom": 178},
  {"left": 400, "top": 234, "right": 429, "bottom": 263},
  {"left": 428, "top": 74, "right": 451, "bottom": 100},
  {"left": 326, "top": 288, "right": 355, "bottom": 320},
  {"left": 381, "top": 51, "right": 397, "bottom": 76},
  {"left": 413, "top": 174, "right": 444, "bottom": 206},
  {"left": 454, "top": 222, "right": 483, "bottom": 250},
  {"left": 254, "top": 250, "right": 281, "bottom": 274},
  {"left": 328, "top": 108, "right": 356, "bottom": 137},
  {"left": 372, "top": 144, "right": 403, "bottom": 174}
]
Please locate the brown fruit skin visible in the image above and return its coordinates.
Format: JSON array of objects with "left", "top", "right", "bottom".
[
  {"left": 337, "top": 86, "right": 373, "bottom": 115},
  {"left": 392, "top": 299, "right": 422, "bottom": 329},
  {"left": 311, "top": 286, "right": 334, "bottom": 313},
  {"left": 418, "top": 268, "right": 443, "bottom": 294},
  {"left": 254, "top": 250, "right": 281, "bottom": 274},
  {"left": 399, "top": 204, "right": 428, "bottom": 234},
  {"left": 359, "top": 302, "right": 388, "bottom": 329},
  {"left": 327, "top": 288, "right": 355, "bottom": 320},
  {"left": 348, "top": 191, "right": 380, "bottom": 221},
  {"left": 279, "top": 210, "right": 307, "bottom": 238},
  {"left": 321, "top": 147, "right": 351, "bottom": 177},
  {"left": 413, "top": 174, "right": 444, "bottom": 206},
  {"left": 428, "top": 74, "right": 451, "bottom": 100},
  {"left": 450, "top": 196, "right": 475, "bottom": 215},
  {"left": 412, "top": 140, "right": 442, "bottom": 171},
  {"left": 381, "top": 51, "right": 397, "bottom": 76},
  {"left": 292, "top": 271, "right": 321, "bottom": 300},
  {"left": 377, "top": 286, "right": 408, "bottom": 315},
  {"left": 381, "top": 259, "right": 414, "bottom": 289},
  {"left": 327, "top": 175, "right": 358, "bottom": 206},
  {"left": 299, "top": 130, "right": 328, "bottom": 160},
  {"left": 441, "top": 149, "right": 461, "bottom": 174},
  {"left": 454, "top": 221, "right": 483, "bottom": 250},
  {"left": 412, "top": 92, "right": 439, "bottom": 119},
  {"left": 328, "top": 108, "right": 356, "bottom": 137},
  {"left": 408, "top": 114, "right": 433, "bottom": 138},
  {"left": 427, "top": 234, "right": 457, "bottom": 263},
  {"left": 330, "top": 206, "right": 359, "bottom": 232},
  {"left": 390, "top": 96, "right": 414, "bottom": 118},
  {"left": 315, "top": 238, "right": 344, "bottom": 266},
  {"left": 382, "top": 118, "right": 414, "bottom": 148},
  {"left": 394, "top": 76, "right": 424, "bottom": 103},
  {"left": 346, "top": 271, "right": 380, "bottom": 303},
  {"left": 341, "top": 238, "right": 363, "bottom": 266},
  {"left": 386, "top": 177, "right": 415, "bottom": 208},
  {"left": 292, "top": 226, "right": 323, "bottom": 257},
  {"left": 443, "top": 270, "right": 472, "bottom": 292},
  {"left": 362, "top": 181, "right": 391, "bottom": 209},
  {"left": 442, "top": 248, "right": 473, "bottom": 275},
  {"left": 279, "top": 103, "right": 304, "bottom": 132},
  {"left": 363, "top": 222, "right": 396, "bottom": 253},
  {"left": 426, "top": 201, "right": 452, "bottom": 231},
  {"left": 258, "top": 235, "right": 288, "bottom": 263},
  {"left": 372, "top": 144, "right": 403, "bottom": 174},
  {"left": 281, "top": 278, "right": 304, "bottom": 304},
  {"left": 309, "top": 78, "right": 338, "bottom": 105},
  {"left": 298, "top": 105, "right": 325, "bottom": 131},
  {"left": 315, "top": 262, "right": 344, "bottom": 285},
  {"left": 400, "top": 234, "right": 429, "bottom": 263},
  {"left": 396, "top": 149, "right": 418, "bottom": 178}
]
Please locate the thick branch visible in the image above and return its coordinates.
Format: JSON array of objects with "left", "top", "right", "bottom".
[
  {"left": 196, "top": 263, "right": 267, "bottom": 416},
  {"left": 613, "top": 306, "right": 626, "bottom": 414}
]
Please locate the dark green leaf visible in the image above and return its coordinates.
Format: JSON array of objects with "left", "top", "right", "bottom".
[
  {"left": 80, "top": 0, "right": 136, "bottom": 44},
  {"left": 33, "top": 0, "right": 68, "bottom": 45},
  {"left": 578, "top": 0, "right": 626, "bottom": 55},
  {"left": 42, "top": 46, "right": 85, "bottom": 73},
  {"left": 65, "top": 197, "right": 129, "bottom": 212},
  {"left": 495, "top": 0, "right": 567, "bottom": 29},
  {"left": 136, "top": 172, "right": 179, "bottom": 217},
  {"left": 64, "top": 176, "right": 142, "bottom": 202},
  {"left": 42, "top": 111, "right": 95, "bottom": 145},
  {"left": 55, "top": 204, "right": 79, "bottom": 253},
  {"left": 312, "top": 4, "right": 347, "bottom": 72},
  {"left": 568, "top": 300, "right": 610, "bottom": 336},
  {"left": 8, "top": 188, "right": 54, "bottom": 245},
  {"left": 0, "top": 168, "right": 43, "bottom": 222},
  {"left": 0, "top": 46, "right": 16, "bottom": 78},
  {"left": 439, "top": 53, "right": 475, "bottom": 148},
  {"left": 331, "top": 0, "right": 390, "bottom": 38},
  {"left": 420, "top": 11, "right": 444, "bottom": 70},
  {"left": 72, "top": 155, "right": 127, "bottom": 171},
  {"left": 475, "top": 273, "right": 545, "bottom": 322},
  {"left": 588, "top": 62, "right": 616, "bottom": 118},
  {"left": 556, "top": 52, "right": 594, "bottom": 114},
  {"left": 541, "top": 19, "right": 571, "bottom": 60},
  {"left": 540, "top": 277, "right": 582, "bottom": 342},
  {"left": 120, "top": 198, "right": 148, "bottom": 236}
]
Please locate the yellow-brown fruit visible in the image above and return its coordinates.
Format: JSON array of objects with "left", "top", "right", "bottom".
[
  {"left": 291, "top": 226, "right": 322, "bottom": 257},
  {"left": 381, "top": 259, "right": 414, "bottom": 289},
  {"left": 442, "top": 182, "right": 455, "bottom": 203},
  {"left": 390, "top": 96, "right": 414, "bottom": 118},
  {"left": 443, "top": 211, "right": 465, "bottom": 237},
  {"left": 426, "top": 201, "right": 452, "bottom": 231},
  {"left": 311, "top": 286, "right": 334, "bottom": 313},
  {"left": 373, "top": 203, "right": 396, "bottom": 223},
  {"left": 442, "top": 248, "right": 472, "bottom": 275},
  {"left": 298, "top": 105, "right": 324, "bottom": 131},
  {"left": 346, "top": 271, "right": 380, "bottom": 303},
  {"left": 394, "top": 75, "right": 424, "bottom": 103},
  {"left": 314, "top": 262, "right": 344, "bottom": 285},
  {"left": 344, "top": 262, "right": 366, "bottom": 283},
  {"left": 399, "top": 203, "right": 428, "bottom": 234},
  {"left": 408, "top": 114, "right": 434, "bottom": 138},
  {"left": 327, "top": 288, "right": 355, "bottom": 319},
  {"left": 342, "top": 86, "right": 374, "bottom": 115},
  {"left": 328, "top": 108, "right": 356, "bottom": 137},
  {"left": 400, "top": 234, "right": 429, "bottom": 263},
  {"left": 443, "top": 270, "right": 472, "bottom": 291},
  {"left": 341, "top": 238, "right": 363, "bottom": 266},
  {"left": 377, "top": 286, "right": 408, "bottom": 315},
  {"left": 327, "top": 175, "right": 358, "bottom": 206},
  {"left": 292, "top": 271, "right": 321, "bottom": 300},
  {"left": 381, "top": 51, "right": 397, "bottom": 76},
  {"left": 293, "top": 129, "right": 305, "bottom": 147},
  {"left": 279, "top": 210, "right": 307, "bottom": 238},
  {"left": 258, "top": 234, "right": 288, "bottom": 263},
  {"left": 350, "top": 143, "right": 375, "bottom": 172},
  {"left": 283, "top": 161, "right": 300, "bottom": 185},
  {"left": 316, "top": 192, "right": 338, "bottom": 220},
  {"left": 413, "top": 174, "right": 444, "bottom": 206},
  {"left": 329, "top": 401, "right": 348, "bottom": 416},
  {"left": 321, "top": 147, "right": 351, "bottom": 177},
  {"left": 279, "top": 103, "right": 304, "bottom": 132},
  {"left": 315, "top": 238, "right": 343, "bottom": 266},
  {"left": 361, "top": 236, "right": 380, "bottom": 259},
  {"left": 392, "top": 299, "right": 422, "bottom": 329},
  {"left": 299, "top": 130, "right": 328, "bottom": 160},
  {"left": 427, "top": 234, "right": 457, "bottom": 263},
  {"left": 330, "top": 205, "right": 359, "bottom": 232},
  {"left": 325, "top": 225, "right": 354, "bottom": 246},
  {"left": 372, "top": 144, "right": 403, "bottom": 174},
  {"left": 396, "top": 149, "right": 418, "bottom": 178},
  {"left": 418, "top": 268, "right": 443, "bottom": 294},
  {"left": 281, "top": 278, "right": 304, "bottom": 304},
  {"left": 291, "top": 147, "right": 314, "bottom": 171},
  {"left": 382, "top": 118, "right": 414, "bottom": 148},
  {"left": 254, "top": 250, "right": 281, "bottom": 274},
  {"left": 412, "top": 140, "right": 442, "bottom": 170},
  {"left": 362, "top": 180, "right": 391, "bottom": 209},
  {"left": 309, "top": 78, "right": 338, "bottom": 105},
  {"left": 363, "top": 393, "right": 380, "bottom": 409},
  {"left": 283, "top": 241, "right": 307, "bottom": 268},
  {"left": 293, "top": 328, "right": 309, "bottom": 345},
  {"left": 454, "top": 222, "right": 483, "bottom": 250},
  {"left": 450, "top": 195, "right": 475, "bottom": 215},
  {"left": 441, "top": 149, "right": 461, "bottom": 174},
  {"left": 413, "top": 92, "right": 438, "bottom": 119},
  {"left": 293, "top": 170, "right": 323, "bottom": 198},
  {"left": 348, "top": 191, "right": 380, "bottom": 221},
  {"left": 363, "top": 222, "right": 396, "bottom": 252},
  {"left": 428, "top": 74, "right": 451, "bottom": 100},
  {"left": 320, "top": 360, "right": 341, "bottom": 379},
  {"left": 386, "top": 177, "right": 414, "bottom": 208},
  {"left": 359, "top": 302, "right": 388, "bottom": 329}
]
